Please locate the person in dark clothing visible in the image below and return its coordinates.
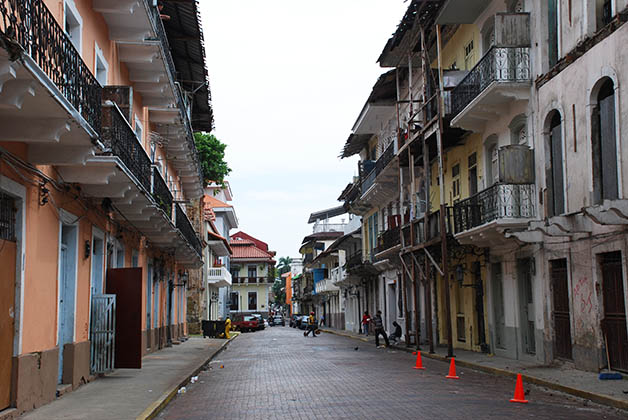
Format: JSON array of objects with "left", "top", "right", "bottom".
[
  {"left": 390, "top": 321, "right": 402, "bottom": 344},
  {"left": 373, "top": 310, "right": 390, "bottom": 348}
]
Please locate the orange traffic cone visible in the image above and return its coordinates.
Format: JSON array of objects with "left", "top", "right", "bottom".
[
  {"left": 413, "top": 351, "right": 425, "bottom": 370},
  {"left": 510, "top": 374, "right": 528, "bottom": 403},
  {"left": 446, "top": 358, "right": 459, "bottom": 379}
]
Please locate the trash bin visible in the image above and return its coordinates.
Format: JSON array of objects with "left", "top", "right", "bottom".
[{"left": 201, "top": 320, "right": 226, "bottom": 338}]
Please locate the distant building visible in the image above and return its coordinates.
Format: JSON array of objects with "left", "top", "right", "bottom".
[{"left": 229, "top": 232, "right": 277, "bottom": 317}]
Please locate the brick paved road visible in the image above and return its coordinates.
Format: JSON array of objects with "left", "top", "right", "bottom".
[{"left": 159, "top": 327, "right": 626, "bottom": 420}]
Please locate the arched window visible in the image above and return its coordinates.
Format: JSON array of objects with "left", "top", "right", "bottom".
[
  {"left": 509, "top": 114, "right": 528, "bottom": 145},
  {"left": 545, "top": 111, "right": 564, "bottom": 216},
  {"left": 591, "top": 78, "right": 618, "bottom": 204}
]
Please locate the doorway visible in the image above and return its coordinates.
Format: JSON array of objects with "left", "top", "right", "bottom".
[
  {"left": 517, "top": 258, "right": 535, "bottom": 355},
  {"left": 146, "top": 259, "right": 153, "bottom": 350},
  {"left": 550, "top": 259, "right": 572, "bottom": 359},
  {"left": 0, "top": 192, "right": 17, "bottom": 410},
  {"left": 58, "top": 222, "right": 78, "bottom": 383},
  {"left": 491, "top": 263, "right": 506, "bottom": 349},
  {"left": 600, "top": 251, "right": 628, "bottom": 372},
  {"left": 91, "top": 231, "right": 104, "bottom": 297}
]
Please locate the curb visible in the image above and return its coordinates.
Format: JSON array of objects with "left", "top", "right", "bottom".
[
  {"left": 136, "top": 335, "right": 238, "bottom": 420},
  {"left": 321, "top": 329, "right": 628, "bottom": 412}
]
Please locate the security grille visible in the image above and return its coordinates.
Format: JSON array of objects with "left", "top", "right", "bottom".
[{"left": 0, "top": 192, "right": 16, "bottom": 242}]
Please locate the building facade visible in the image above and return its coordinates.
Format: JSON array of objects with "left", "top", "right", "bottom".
[
  {"left": 0, "top": 0, "right": 209, "bottom": 414},
  {"left": 229, "top": 231, "right": 276, "bottom": 318}
]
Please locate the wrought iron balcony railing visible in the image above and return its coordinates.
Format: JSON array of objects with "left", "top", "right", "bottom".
[
  {"left": 374, "top": 226, "right": 401, "bottom": 255},
  {"left": 100, "top": 105, "right": 152, "bottom": 193},
  {"left": 345, "top": 251, "right": 363, "bottom": 270},
  {"left": 450, "top": 46, "right": 530, "bottom": 118},
  {"left": 361, "top": 140, "right": 396, "bottom": 195},
  {"left": 152, "top": 167, "right": 172, "bottom": 217},
  {"left": 453, "top": 183, "right": 535, "bottom": 234},
  {"left": 0, "top": 0, "right": 102, "bottom": 133},
  {"left": 149, "top": 6, "right": 203, "bottom": 186},
  {"left": 175, "top": 203, "right": 202, "bottom": 257}
]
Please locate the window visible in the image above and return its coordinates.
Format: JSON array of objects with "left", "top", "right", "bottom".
[
  {"left": 248, "top": 265, "right": 257, "bottom": 280},
  {"left": 591, "top": 78, "right": 619, "bottom": 204},
  {"left": 230, "top": 292, "right": 239, "bottom": 311},
  {"left": 248, "top": 291, "right": 257, "bottom": 311},
  {"left": 546, "top": 111, "right": 565, "bottom": 216},
  {"left": 509, "top": 114, "right": 528, "bottom": 145},
  {"left": 597, "top": 0, "right": 613, "bottom": 29},
  {"left": 131, "top": 249, "right": 138, "bottom": 267},
  {"left": 150, "top": 143, "right": 156, "bottom": 163},
  {"left": 468, "top": 153, "right": 478, "bottom": 196},
  {"left": 0, "top": 192, "right": 16, "bottom": 241},
  {"left": 64, "top": 1, "right": 82, "bottom": 51},
  {"left": 115, "top": 244, "right": 125, "bottom": 268},
  {"left": 464, "top": 40, "right": 475, "bottom": 70},
  {"left": 452, "top": 163, "right": 461, "bottom": 200},
  {"left": 94, "top": 43, "right": 108, "bottom": 85},
  {"left": 548, "top": 0, "right": 559, "bottom": 67},
  {"left": 134, "top": 116, "right": 143, "bottom": 143}
]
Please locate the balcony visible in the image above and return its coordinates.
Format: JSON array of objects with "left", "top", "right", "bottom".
[
  {"left": 232, "top": 277, "right": 272, "bottom": 285},
  {"left": 453, "top": 183, "right": 535, "bottom": 247},
  {"left": 315, "top": 278, "right": 339, "bottom": 294},
  {"left": 330, "top": 266, "right": 346, "bottom": 286},
  {"left": 207, "top": 267, "right": 232, "bottom": 287},
  {"left": 175, "top": 203, "right": 202, "bottom": 258},
  {"left": 0, "top": 0, "right": 101, "bottom": 165},
  {"left": 312, "top": 221, "right": 346, "bottom": 233},
  {"left": 373, "top": 226, "right": 401, "bottom": 258},
  {"left": 401, "top": 208, "right": 453, "bottom": 249},
  {"left": 357, "top": 140, "right": 399, "bottom": 212},
  {"left": 450, "top": 46, "right": 531, "bottom": 131}
]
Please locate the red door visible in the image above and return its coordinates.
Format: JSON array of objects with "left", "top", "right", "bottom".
[
  {"left": 106, "top": 268, "right": 143, "bottom": 369},
  {"left": 601, "top": 252, "right": 628, "bottom": 372},
  {"left": 0, "top": 238, "right": 16, "bottom": 410}
]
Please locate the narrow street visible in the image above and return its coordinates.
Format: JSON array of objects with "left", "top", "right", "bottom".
[{"left": 158, "top": 328, "right": 624, "bottom": 420}]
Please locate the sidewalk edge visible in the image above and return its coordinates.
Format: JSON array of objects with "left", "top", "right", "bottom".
[
  {"left": 321, "top": 328, "right": 628, "bottom": 412},
  {"left": 136, "top": 335, "right": 238, "bottom": 420}
]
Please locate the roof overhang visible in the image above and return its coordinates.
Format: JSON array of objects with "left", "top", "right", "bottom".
[{"left": 436, "top": 0, "right": 491, "bottom": 24}]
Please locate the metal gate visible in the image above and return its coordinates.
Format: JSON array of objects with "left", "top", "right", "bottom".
[{"left": 90, "top": 294, "right": 116, "bottom": 374}]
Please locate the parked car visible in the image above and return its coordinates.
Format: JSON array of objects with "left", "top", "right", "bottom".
[
  {"left": 272, "top": 315, "right": 285, "bottom": 326},
  {"left": 251, "top": 313, "right": 265, "bottom": 330},
  {"left": 232, "top": 315, "right": 259, "bottom": 332}
]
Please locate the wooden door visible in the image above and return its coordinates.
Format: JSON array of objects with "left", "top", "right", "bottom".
[
  {"left": 551, "top": 259, "right": 572, "bottom": 359},
  {"left": 601, "top": 252, "right": 628, "bottom": 372},
  {"left": 106, "top": 268, "right": 143, "bottom": 369},
  {"left": 0, "top": 238, "right": 16, "bottom": 410}
]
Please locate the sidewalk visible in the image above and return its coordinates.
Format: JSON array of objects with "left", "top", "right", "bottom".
[
  {"left": 19, "top": 335, "right": 236, "bottom": 420},
  {"left": 321, "top": 327, "right": 628, "bottom": 411}
]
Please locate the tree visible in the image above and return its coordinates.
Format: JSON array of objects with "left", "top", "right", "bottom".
[
  {"left": 277, "top": 256, "right": 292, "bottom": 275},
  {"left": 194, "top": 132, "right": 231, "bottom": 186}
]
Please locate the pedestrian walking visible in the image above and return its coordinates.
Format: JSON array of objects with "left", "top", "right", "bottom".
[
  {"left": 304, "top": 312, "right": 317, "bottom": 337},
  {"left": 319, "top": 314, "right": 325, "bottom": 327},
  {"left": 362, "top": 311, "right": 371, "bottom": 336},
  {"left": 373, "top": 310, "right": 389, "bottom": 348}
]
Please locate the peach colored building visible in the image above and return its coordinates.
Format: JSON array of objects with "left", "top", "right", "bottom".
[{"left": 0, "top": 0, "right": 210, "bottom": 416}]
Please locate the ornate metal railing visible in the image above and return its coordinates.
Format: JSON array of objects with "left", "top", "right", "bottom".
[
  {"left": 0, "top": 0, "right": 101, "bottom": 133},
  {"left": 149, "top": 6, "right": 203, "bottom": 187},
  {"left": 374, "top": 226, "right": 401, "bottom": 255},
  {"left": 175, "top": 203, "right": 202, "bottom": 257},
  {"left": 100, "top": 105, "right": 152, "bottom": 192},
  {"left": 450, "top": 46, "right": 530, "bottom": 118},
  {"left": 152, "top": 168, "right": 173, "bottom": 217},
  {"left": 345, "top": 251, "right": 363, "bottom": 270},
  {"left": 375, "top": 140, "right": 396, "bottom": 175},
  {"left": 453, "top": 183, "right": 535, "bottom": 233},
  {"left": 361, "top": 168, "right": 377, "bottom": 194}
]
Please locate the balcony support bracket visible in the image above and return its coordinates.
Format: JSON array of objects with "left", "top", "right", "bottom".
[{"left": 424, "top": 248, "right": 444, "bottom": 277}]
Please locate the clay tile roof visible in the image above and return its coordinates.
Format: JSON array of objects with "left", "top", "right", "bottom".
[
  {"left": 229, "top": 239, "right": 275, "bottom": 261},
  {"left": 204, "top": 195, "right": 232, "bottom": 209}
]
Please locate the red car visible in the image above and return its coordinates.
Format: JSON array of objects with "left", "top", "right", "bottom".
[{"left": 232, "top": 315, "right": 259, "bottom": 332}]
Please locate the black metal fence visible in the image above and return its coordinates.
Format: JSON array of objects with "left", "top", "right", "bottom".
[
  {"left": 374, "top": 225, "right": 400, "bottom": 255},
  {"left": 361, "top": 140, "right": 396, "bottom": 194},
  {"left": 450, "top": 46, "right": 530, "bottom": 118},
  {"left": 453, "top": 183, "right": 535, "bottom": 234},
  {"left": 101, "top": 106, "right": 152, "bottom": 192},
  {"left": 152, "top": 168, "right": 173, "bottom": 217},
  {"left": 0, "top": 0, "right": 102, "bottom": 133},
  {"left": 175, "top": 203, "right": 202, "bottom": 257}
]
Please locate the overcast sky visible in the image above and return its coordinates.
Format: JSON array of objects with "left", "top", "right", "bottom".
[{"left": 200, "top": 1, "right": 408, "bottom": 258}]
